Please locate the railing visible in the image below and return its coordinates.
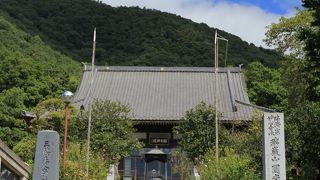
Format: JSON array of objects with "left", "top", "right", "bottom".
[
  {"left": 117, "top": 170, "right": 182, "bottom": 180},
  {"left": 118, "top": 170, "right": 137, "bottom": 180},
  {"left": 192, "top": 166, "right": 200, "bottom": 180}
]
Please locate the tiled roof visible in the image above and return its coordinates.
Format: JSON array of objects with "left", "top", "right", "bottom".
[
  {"left": 73, "top": 66, "right": 253, "bottom": 121},
  {"left": 0, "top": 140, "right": 31, "bottom": 177}
]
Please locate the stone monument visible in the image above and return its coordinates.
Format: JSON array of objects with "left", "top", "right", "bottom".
[
  {"left": 263, "top": 113, "right": 286, "bottom": 180},
  {"left": 32, "top": 130, "right": 60, "bottom": 180}
]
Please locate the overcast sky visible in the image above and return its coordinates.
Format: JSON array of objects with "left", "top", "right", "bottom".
[{"left": 101, "top": 0, "right": 302, "bottom": 48}]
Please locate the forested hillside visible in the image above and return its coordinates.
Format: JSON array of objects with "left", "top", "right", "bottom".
[
  {"left": 0, "top": 17, "right": 81, "bottom": 147},
  {"left": 0, "top": 0, "right": 281, "bottom": 67},
  {"left": 0, "top": 0, "right": 319, "bottom": 178}
]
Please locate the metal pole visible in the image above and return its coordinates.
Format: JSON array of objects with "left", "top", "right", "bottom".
[
  {"left": 224, "top": 40, "right": 228, "bottom": 67},
  {"left": 85, "top": 27, "right": 96, "bottom": 179},
  {"left": 91, "top": 27, "right": 96, "bottom": 73},
  {"left": 63, "top": 103, "right": 69, "bottom": 171},
  {"left": 144, "top": 161, "right": 147, "bottom": 180},
  {"left": 165, "top": 162, "right": 167, "bottom": 180},
  {"left": 214, "top": 30, "right": 219, "bottom": 178},
  {"left": 85, "top": 105, "right": 92, "bottom": 177},
  {"left": 134, "top": 156, "right": 137, "bottom": 180}
]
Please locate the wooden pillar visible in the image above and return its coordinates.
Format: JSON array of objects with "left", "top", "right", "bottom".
[
  {"left": 165, "top": 162, "right": 167, "bottom": 180},
  {"left": 144, "top": 161, "right": 147, "bottom": 180}
]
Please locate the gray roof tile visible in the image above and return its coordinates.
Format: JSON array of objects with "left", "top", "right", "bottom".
[{"left": 73, "top": 66, "right": 253, "bottom": 121}]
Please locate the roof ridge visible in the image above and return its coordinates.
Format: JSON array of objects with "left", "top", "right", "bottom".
[{"left": 83, "top": 66, "right": 241, "bottom": 73}]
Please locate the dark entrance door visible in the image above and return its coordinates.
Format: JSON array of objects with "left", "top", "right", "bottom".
[{"left": 144, "top": 149, "right": 168, "bottom": 180}]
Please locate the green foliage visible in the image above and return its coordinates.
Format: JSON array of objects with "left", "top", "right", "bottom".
[
  {"left": 13, "top": 135, "right": 36, "bottom": 166},
  {"left": 30, "top": 98, "right": 77, "bottom": 135},
  {"left": 279, "top": 58, "right": 306, "bottom": 106},
  {"left": 0, "top": 1, "right": 318, "bottom": 179},
  {"left": 0, "top": 87, "right": 31, "bottom": 148},
  {"left": 245, "top": 62, "right": 287, "bottom": 111},
  {"left": 0, "top": 87, "right": 27, "bottom": 127},
  {"left": 264, "top": 5, "right": 320, "bottom": 178},
  {"left": 75, "top": 100, "right": 143, "bottom": 163},
  {"left": 199, "top": 147, "right": 259, "bottom": 180},
  {"left": 300, "top": 0, "right": 320, "bottom": 101},
  {"left": 223, "top": 112, "right": 264, "bottom": 177},
  {"left": 175, "top": 107, "right": 265, "bottom": 178},
  {"left": 264, "top": 9, "right": 314, "bottom": 57},
  {"left": 287, "top": 101, "right": 320, "bottom": 178},
  {"left": 0, "top": 127, "right": 30, "bottom": 149},
  {"left": 264, "top": 5, "right": 319, "bottom": 101},
  {"left": 0, "top": 17, "right": 81, "bottom": 108},
  {"left": 175, "top": 104, "right": 265, "bottom": 178},
  {"left": 0, "top": 0, "right": 282, "bottom": 67},
  {"left": 61, "top": 142, "right": 109, "bottom": 180},
  {"left": 0, "top": 15, "right": 81, "bottom": 151},
  {"left": 174, "top": 102, "right": 228, "bottom": 161},
  {"left": 171, "top": 148, "right": 194, "bottom": 180}
]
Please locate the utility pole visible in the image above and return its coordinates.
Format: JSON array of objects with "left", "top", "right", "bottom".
[
  {"left": 214, "top": 30, "right": 228, "bottom": 179},
  {"left": 85, "top": 27, "right": 96, "bottom": 178},
  {"left": 214, "top": 30, "right": 219, "bottom": 178}
]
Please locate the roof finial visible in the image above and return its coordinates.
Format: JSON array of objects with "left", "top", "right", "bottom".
[{"left": 81, "top": 62, "right": 87, "bottom": 70}]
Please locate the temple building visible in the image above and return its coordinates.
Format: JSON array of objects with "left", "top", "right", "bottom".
[
  {"left": 73, "top": 66, "right": 253, "bottom": 180},
  {"left": 0, "top": 140, "right": 31, "bottom": 180}
]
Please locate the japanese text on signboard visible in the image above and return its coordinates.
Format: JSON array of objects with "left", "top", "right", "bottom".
[{"left": 263, "top": 113, "right": 286, "bottom": 180}]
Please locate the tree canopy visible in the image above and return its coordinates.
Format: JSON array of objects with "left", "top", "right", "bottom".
[
  {"left": 245, "top": 62, "right": 287, "bottom": 111},
  {"left": 0, "top": 0, "right": 282, "bottom": 67},
  {"left": 173, "top": 103, "right": 265, "bottom": 178},
  {"left": 264, "top": 9, "right": 314, "bottom": 57},
  {"left": 0, "top": 0, "right": 319, "bottom": 178},
  {"left": 199, "top": 148, "right": 258, "bottom": 180},
  {"left": 0, "top": 17, "right": 81, "bottom": 108},
  {"left": 74, "top": 100, "right": 143, "bottom": 163},
  {"left": 174, "top": 103, "right": 228, "bottom": 161},
  {"left": 300, "top": 0, "right": 320, "bottom": 101},
  {"left": 0, "top": 17, "right": 81, "bottom": 150},
  {"left": 262, "top": 2, "right": 320, "bottom": 178}
]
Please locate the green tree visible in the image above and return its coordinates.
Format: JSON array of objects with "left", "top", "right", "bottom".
[
  {"left": 224, "top": 113, "right": 264, "bottom": 177},
  {"left": 264, "top": 9, "right": 313, "bottom": 57},
  {"left": 0, "top": 87, "right": 30, "bottom": 148},
  {"left": 300, "top": 0, "right": 320, "bottom": 101},
  {"left": 61, "top": 142, "right": 109, "bottom": 180},
  {"left": 0, "top": 0, "right": 282, "bottom": 68},
  {"left": 264, "top": 4, "right": 320, "bottom": 178},
  {"left": 30, "top": 98, "right": 77, "bottom": 134},
  {"left": 287, "top": 102, "right": 320, "bottom": 179},
  {"left": 171, "top": 148, "right": 194, "bottom": 180},
  {"left": 75, "top": 100, "right": 142, "bottom": 163},
  {"left": 174, "top": 102, "right": 228, "bottom": 162},
  {"left": 11, "top": 98, "right": 78, "bottom": 169},
  {"left": 13, "top": 135, "right": 36, "bottom": 166},
  {"left": 0, "top": 17, "right": 81, "bottom": 108},
  {"left": 245, "top": 62, "right": 287, "bottom": 111},
  {"left": 263, "top": 8, "right": 311, "bottom": 105},
  {"left": 279, "top": 58, "right": 306, "bottom": 106},
  {"left": 199, "top": 147, "right": 258, "bottom": 180},
  {"left": 172, "top": 103, "right": 266, "bottom": 179}
]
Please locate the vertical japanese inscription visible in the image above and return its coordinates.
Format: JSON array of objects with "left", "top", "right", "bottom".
[
  {"left": 263, "top": 113, "right": 286, "bottom": 180},
  {"left": 268, "top": 115, "right": 281, "bottom": 165},
  {"left": 33, "top": 130, "right": 59, "bottom": 180},
  {"left": 41, "top": 140, "right": 51, "bottom": 179}
]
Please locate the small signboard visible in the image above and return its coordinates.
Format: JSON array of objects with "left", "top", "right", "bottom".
[
  {"left": 263, "top": 113, "right": 286, "bottom": 180},
  {"left": 150, "top": 138, "right": 169, "bottom": 145},
  {"left": 33, "top": 130, "right": 59, "bottom": 180},
  {"left": 149, "top": 133, "right": 170, "bottom": 146}
]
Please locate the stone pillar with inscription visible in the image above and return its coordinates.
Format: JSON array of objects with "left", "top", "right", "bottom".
[
  {"left": 263, "top": 113, "right": 286, "bottom": 180},
  {"left": 32, "top": 130, "right": 60, "bottom": 180}
]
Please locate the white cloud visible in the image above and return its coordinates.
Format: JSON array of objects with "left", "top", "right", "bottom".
[{"left": 102, "top": 0, "right": 291, "bottom": 47}]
